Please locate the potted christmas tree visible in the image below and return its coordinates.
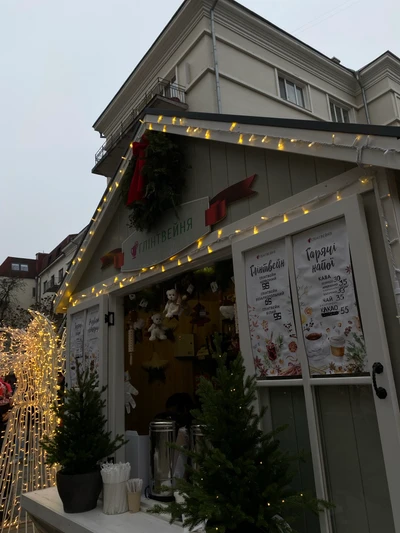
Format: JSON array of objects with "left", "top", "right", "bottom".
[
  {"left": 41, "top": 364, "right": 126, "bottom": 513},
  {"left": 153, "top": 336, "right": 331, "bottom": 532}
]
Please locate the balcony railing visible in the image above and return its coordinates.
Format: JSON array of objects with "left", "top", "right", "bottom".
[{"left": 94, "top": 78, "right": 186, "bottom": 166}]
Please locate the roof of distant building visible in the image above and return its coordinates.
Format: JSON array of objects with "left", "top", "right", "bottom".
[{"left": 0, "top": 257, "right": 37, "bottom": 279}]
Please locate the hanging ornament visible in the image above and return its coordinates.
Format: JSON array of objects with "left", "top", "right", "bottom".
[
  {"left": 128, "top": 324, "right": 135, "bottom": 365},
  {"left": 164, "top": 288, "right": 183, "bottom": 319},
  {"left": 124, "top": 371, "right": 138, "bottom": 414},
  {"left": 148, "top": 313, "right": 167, "bottom": 341},
  {"left": 190, "top": 303, "right": 210, "bottom": 327},
  {"left": 142, "top": 352, "right": 169, "bottom": 384}
]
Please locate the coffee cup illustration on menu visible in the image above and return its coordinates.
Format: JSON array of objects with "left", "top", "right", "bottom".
[{"left": 330, "top": 335, "right": 345, "bottom": 358}]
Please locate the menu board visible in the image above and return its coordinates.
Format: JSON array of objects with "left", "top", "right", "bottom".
[
  {"left": 245, "top": 239, "right": 301, "bottom": 378},
  {"left": 293, "top": 218, "right": 367, "bottom": 375},
  {"left": 68, "top": 305, "right": 101, "bottom": 387},
  {"left": 84, "top": 305, "right": 100, "bottom": 376},
  {"left": 69, "top": 311, "right": 84, "bottom": 387}
]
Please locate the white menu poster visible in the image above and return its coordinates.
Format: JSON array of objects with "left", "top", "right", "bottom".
[
  {"left": 84, "top": 305, "right": 100, "bottom": 376},
  {"left": 293, "top": 218, "right": 367, "bottom": 376},
  {"left": 245, "top": 239, "right": 301, "bottom": 378},
  {"left": 69, "top": 311, "right": 85, "bottom": 387}
]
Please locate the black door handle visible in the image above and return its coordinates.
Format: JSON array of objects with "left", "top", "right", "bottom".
[{"left": 372, "top": 362, "right": 388, "bottom": 400}]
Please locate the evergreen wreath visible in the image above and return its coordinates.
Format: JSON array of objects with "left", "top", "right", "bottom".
[{"left": 121, "top": 131, "right": 186, "bottom": 232}]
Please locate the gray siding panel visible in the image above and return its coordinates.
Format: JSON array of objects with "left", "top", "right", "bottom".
[
  {"left": 265, "top": 151, "right": 292, "bottom": 204},
  {"left": 225, "top": 144, "right": 250, "bottom": 223},
  {"left": 244, "top": 146, "right": 270, "bottom": 214},
  {"left": 289, "top": 153, "right": 317, "bottom": 194}
]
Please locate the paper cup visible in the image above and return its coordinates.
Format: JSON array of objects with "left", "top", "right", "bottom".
[{"left": 128, "top": 491, "right": 141, "bottom": 513}]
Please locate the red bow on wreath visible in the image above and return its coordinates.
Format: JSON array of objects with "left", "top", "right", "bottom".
[{"left": 126, "top": 135, "right": 149, "bottom": 206}]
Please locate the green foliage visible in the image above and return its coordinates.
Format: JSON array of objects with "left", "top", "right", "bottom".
[
  {"left": 121, "top": 131, "right": 186, "bottom": 232},
  {"left": 346, "top": 332, "right": 367, "bottom": 373},
  {"left": 41, "top": 364, "right": 126, "bottom": 475},
  {"left": 151, "top": 336, "right": 331, "bottom": 532}
]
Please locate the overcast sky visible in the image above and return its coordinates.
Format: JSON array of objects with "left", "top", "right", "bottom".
[{"left": 1, "top": 0, "right": 398, "bottom": 261}]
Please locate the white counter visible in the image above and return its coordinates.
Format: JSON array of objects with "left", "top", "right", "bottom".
[{"left": 21, "top": 488, "right": 185, "bottom": 533}]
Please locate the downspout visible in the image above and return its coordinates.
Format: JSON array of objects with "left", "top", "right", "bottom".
[
  {"left": 210, "top": 0, "right": 222, "bottom": 113},
  {"left": 354, "top": 71, "right": 371, "bottom": 124}
]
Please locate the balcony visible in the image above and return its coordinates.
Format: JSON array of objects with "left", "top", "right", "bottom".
[{"left": 92, "top": 78, "right": 187, "bottom": 177}]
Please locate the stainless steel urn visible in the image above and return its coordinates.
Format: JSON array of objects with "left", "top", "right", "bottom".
[{"left": 148, "top": 420, "right": 176, "bottom": 501}]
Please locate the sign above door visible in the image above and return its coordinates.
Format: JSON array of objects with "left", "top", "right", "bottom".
[{"left": 121, "top": 197, "right": 210, "bottom": 272}]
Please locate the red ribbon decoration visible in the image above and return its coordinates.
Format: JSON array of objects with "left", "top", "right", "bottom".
[
  {"left": 126, "top": 135, "right": 149, "bottom": 206},
  {"left": 205, "top": 174, "right": 257, "bottom": 226},
  {"left": 100, "top": 249, "right": 124, "bottom": 270}
]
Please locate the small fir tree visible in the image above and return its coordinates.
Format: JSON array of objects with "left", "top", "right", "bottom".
[
  {"left": 154, "top": 337, "right": 330, "bottom": 533},
  {"left": 41, "top": 364, "right": 126, "bottom": 475}
]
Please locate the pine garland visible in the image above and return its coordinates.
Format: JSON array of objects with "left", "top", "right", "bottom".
[
  {"left": 41, "top": 365, "right": 126, "bottom": 475},
  {"left": 121, "top": 131, "right": 186, "bottom": 232},
  {"left": 151, "top": 336, "right": 332, "bottom": 532}
]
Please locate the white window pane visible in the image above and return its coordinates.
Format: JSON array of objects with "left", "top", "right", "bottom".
[
  {"left": 11, "top": 264, "right": 20, "bottom": 271},
  {"left": 20, "top": 264, "right": 28, "bottom": 272},
  {"left": 335, "top": 105, "right": 344, "bottom": 123},
  {"left": 286, "top": 81, "right": 297, "bottom": 104},
  {"left": 330, "top": 102, "right": 336, "bottom": 122},
  {"left": 296, "top": 86, "right": 305, "bottom": 107},
  {"left": 278, "top": 77, "right": 286, "bottom": 99}
]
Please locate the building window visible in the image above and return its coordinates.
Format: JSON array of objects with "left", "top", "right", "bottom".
[
  {"left": 50, "top": 275, "right": 55, "bottom": 288},
  {"left": 11, "top": 263, "right": 20, "bottom": 271},
  {"left": 58, "top": 268, "right": 64, "bottom": 284},
  {"left": 44, "top": 281, "right": 48, "bottom": 293},
  {"left": 20, "top": 264, "right": 29, "bottom": 272},
  {"left": 330, "top": 101, "right": 350, "bottom": 123},
  {"left": 278, "top": 76, "right": 305, "bottom": 108},
  {"left": 32, "top": 287, "right": 36, "bottom": 298}
]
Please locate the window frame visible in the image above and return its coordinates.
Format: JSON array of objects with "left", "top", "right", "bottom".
[
  {"left": 11, "top": 263, "right": 20, "bottom": 271},
  {"left": 20, "top": 264, "right": 29, "bottom": 272},
  {"left": 43, "top": 280, "right": 48, "bottom": 293},
  {"left": 329, "top": 99, "right": 351, "bottom": 123},
  {"left": 58, "top": 268, "right": 64, "bottom": 284},
  {"left": 278, "top": 75, "right": 307, "bottom": 109}
]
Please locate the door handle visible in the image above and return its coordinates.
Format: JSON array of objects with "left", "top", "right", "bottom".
[{"left": 372, "top": 362, "right": 388, "bottom": 400}]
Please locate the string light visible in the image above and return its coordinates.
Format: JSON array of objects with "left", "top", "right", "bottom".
[
  {"left": 172, "top": 117, "right": 177, "bottom": 125},
  {"left": 278, "top": 139, "right": 285, "bottom": 151},
  {"left": 238, "top": 134, "right": 244, "bottom": 144},
  {"left": 163, "top": 125, "right": 167, "bottom": 133},
  {"left": 58, "top": 179, "right": 368, "bottom": 310},
  {"left": 158, "top": 115, "right": 163, "bottom": 123},
  {"left": 0, "top": 312, "right": 62, "bottom": 529},
  {"left": 205, "top": 130, "right": 211, "bottom": 139},
  {"left": 229, "top": 122, "right": 237, "bottom": 131}
]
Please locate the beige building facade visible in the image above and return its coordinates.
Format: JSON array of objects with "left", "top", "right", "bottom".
[{"left": 92, "top": 0, "right": 400, "bottom": 180}]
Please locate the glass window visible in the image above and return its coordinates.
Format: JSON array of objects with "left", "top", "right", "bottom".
[
  {"left": 44, "top": 281, "right": 48, "bottom": 293},
  {"left": 330, "top": 100, "right": 351, "bottom": 123},
  {"left": 278, "top": 76, "right": 305, "bottom": 108},
  {"left": 32, "top": 287, "right": 36, "bottom": 298},
  {"left": 11, "top": 263, "right": 20, "bottom": 271},
  {"left": 20, "top": 264, "right": 28, "bottom": 272},
  {"left": 50, "top": 275, "right": 55, "bottom": 287},
  {"left": 58, "top": 268, "right": 64, "bottom": 283}
]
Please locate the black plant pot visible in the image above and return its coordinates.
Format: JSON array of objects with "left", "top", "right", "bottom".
[{"left": 56, "top": 470, "right": 102, "bottom": 513}]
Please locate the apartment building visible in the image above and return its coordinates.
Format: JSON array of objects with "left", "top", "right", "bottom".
[
  {"left": 0, "top": 257, "right": 36, "bottom": 309},
  {"left": 36, "top": 229, "right": 86, "bottom": 305},
  {"left": 92, "top": 0, "right": 400, "bottom": 179}
]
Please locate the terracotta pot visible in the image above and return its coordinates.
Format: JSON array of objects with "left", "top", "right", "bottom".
[{"left": 56, "top": 470, "right": 102, "bottom": 513}]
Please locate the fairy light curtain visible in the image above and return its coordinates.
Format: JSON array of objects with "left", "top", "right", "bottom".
[{"left": 0, "top": 312, "right": 64, "bottom": 532}]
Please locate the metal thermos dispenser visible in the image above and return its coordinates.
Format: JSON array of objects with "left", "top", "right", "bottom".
[{"left": 148, "top": 420, "right": 176, "bottom": 501}]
